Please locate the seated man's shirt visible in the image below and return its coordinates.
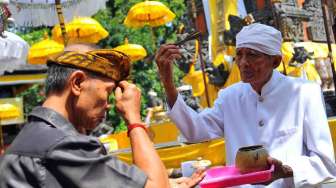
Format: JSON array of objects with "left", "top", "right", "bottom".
[{"left": 0, "top": 107, "right": 147, "bottom": 188}]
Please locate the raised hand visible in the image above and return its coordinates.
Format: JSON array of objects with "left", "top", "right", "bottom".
[
  {"left": 155, "top": 44, "right": 182, "bottom": 85},
  {"left": 115, "top": 81, "right": 142, "bottom": 125},
  {"left": 155, "top": 44, "right": 182, "bottom": 108}
]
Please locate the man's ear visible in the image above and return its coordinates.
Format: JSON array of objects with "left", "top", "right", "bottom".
[
  {"left": 68, "top": 70, "right": 87, "bottom": 96},
  {"left": 272, "top": 56, "right": 282, "bottom": 68}
]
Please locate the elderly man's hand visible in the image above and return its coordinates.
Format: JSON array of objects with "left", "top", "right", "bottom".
[
  {"left": 169, "top": 169, "right": 206, "bottom": 188},
  {"left": 255, "top": 156, "right": 293, "bottom": 185},
  {"left": 155, "top": 44, "right": 182, "bottom": 85},
  {"left": 155, "top": 44, "right": 182, "bottom": 108},
  {"left": 115, "top": 81, "right": 142, "bottom": 124}
]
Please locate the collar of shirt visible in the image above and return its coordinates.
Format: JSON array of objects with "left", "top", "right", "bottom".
[
  {"left": 28, "top": 106, "right": 79, "bottom": 136},
  {"left": 247, "top": 70, "right": 283, "bottom": 97}
]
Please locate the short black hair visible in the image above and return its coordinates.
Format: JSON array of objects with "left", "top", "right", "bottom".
[{"left": 45, "top": 64, "right": 77, "bottom": 96}]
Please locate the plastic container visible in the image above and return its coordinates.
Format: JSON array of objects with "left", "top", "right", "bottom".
[{"left": 199, "top": 165, "right": 274, "bottom": 188}]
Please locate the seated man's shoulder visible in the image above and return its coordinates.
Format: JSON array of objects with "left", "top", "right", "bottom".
[
  {"left": 49, "top": 134, "right": 103, "bottom": 156},
  {"left": 6, "top": 122, "right": 69, "bottom": 158},
  {"left": 7, "top": 122, "right": 102, "bottom": 159}
]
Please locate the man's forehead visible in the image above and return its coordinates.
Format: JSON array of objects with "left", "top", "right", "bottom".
[{"left": 236, "top": 47, "right": 262, "bottom": 53}]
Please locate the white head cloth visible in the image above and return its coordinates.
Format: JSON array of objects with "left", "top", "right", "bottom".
[{"left": 236, "top": 23, "right": 282, "bottom": 56}]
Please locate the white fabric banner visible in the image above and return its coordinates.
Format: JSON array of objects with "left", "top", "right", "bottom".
[{"left": 9, "top": 0, "right": 107, "bottom": 27}]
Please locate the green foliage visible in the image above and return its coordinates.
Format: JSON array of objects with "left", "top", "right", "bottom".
[
  {"left": 17, "top": 28, "right": 51, "bottom": 45},
  {"left": 16, "top": 84, "right": 45, "bottom": 119}
]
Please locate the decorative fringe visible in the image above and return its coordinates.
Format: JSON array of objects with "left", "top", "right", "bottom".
[
  {"left": 8, "top": 0, "right": 107, "bottom": 27},
  {"left": 0, "top": 31, "right": 29, "bottom": 75}
]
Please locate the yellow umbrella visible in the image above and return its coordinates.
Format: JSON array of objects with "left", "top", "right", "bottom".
[
  {"left": 124, "top": 1, "right": 176, "bottom": 28},
  {"left": 52, "top": 17, "right": 108, "bottom": 44},
  {"left": 28, "top": 34, "right": 64, "bottom": 65},
  {"left": 113, "top": 38, "right": 147, "bottom": 63}
]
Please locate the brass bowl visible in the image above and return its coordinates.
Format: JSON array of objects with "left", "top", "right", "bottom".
[{"left": 235, "top": 145, "right": 269, "bottom": 173}]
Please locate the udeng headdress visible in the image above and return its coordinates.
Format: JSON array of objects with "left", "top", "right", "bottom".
[{"left": 48, "top": 49, "right": 131, "bottom": 82}]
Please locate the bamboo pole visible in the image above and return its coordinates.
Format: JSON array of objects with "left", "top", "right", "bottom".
[
  {"left": 190, "top": 0, "right": 210, "bottom": 107},
  {"left": 55, "top": 0, "right": 68, "bottom": 46},
  {"left": 197, "top": 35, "right": 211, "bottom": 107}
]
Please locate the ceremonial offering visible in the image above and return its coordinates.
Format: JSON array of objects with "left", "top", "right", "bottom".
[
  {"left": 235, "top": 145, "right": 269, "bottom": 173},
  {"left": 192, "top": 158, "right": 212, "bottom": 170}
]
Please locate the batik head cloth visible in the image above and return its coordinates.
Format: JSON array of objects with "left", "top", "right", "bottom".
[
  {"left": 236, "top": 23, "right": 282, "bottom": 56},
  {"left": 47, "top": 49, "right": 131, "bottom": 82}
]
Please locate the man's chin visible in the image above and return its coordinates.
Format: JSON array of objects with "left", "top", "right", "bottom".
[{"left": 241, "top": 78, "right": 254, "bottom": 83}]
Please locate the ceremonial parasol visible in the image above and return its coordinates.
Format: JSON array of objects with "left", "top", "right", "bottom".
[
  {"left": 28, "top": 33, "right": 64, "bottom": 64},
  {"left": 113, "top": 38, "right": 147, "bottom": 63},
  {"left": 51, "top": 17, "right": 108, "bottom": 44},
  {"left": 123, "top": 1, "right": 175, "bottom": 28}
]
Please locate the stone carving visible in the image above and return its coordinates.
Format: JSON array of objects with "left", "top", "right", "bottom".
[
  {"left": 175, "top": 33, "right": 209, "bottom": 74},
  {"left": 272, "top": 2, "right": 310, "bottom": 41},
  {"left": 242, "top": 0, "right": 332, "bottom": 42},
  {"left": 303, "top": 0, "right": 329, "bottom": 42},
  {"left": 315, "top": 57, "right": 335, "bottom": 92}
]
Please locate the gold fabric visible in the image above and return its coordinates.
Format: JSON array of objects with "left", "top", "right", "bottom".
[{"left": 48, "top": 49, "right": 131, "bottom": 82}]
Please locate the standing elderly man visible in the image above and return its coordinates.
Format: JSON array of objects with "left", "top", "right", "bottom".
[
  {"left": 0, "top": 44, "right": 171, "bottom": 188},
  {"left": 155, "top": 23, "right": 336, "bottom": 187}
]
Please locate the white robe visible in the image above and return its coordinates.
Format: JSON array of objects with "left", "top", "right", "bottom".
[{"left": 167, "top": 70, "right": 336, "bottom": 187}]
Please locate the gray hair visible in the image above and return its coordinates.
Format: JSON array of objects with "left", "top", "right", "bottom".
[{"left": 45, "top": 64, "right": 76, "bottom": 96}]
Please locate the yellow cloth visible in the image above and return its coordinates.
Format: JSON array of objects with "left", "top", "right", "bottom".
[
  {"left": 199, "top": 84, "right": 219, "bottom": 108},
  {"left": 48, "top": 50, "right": 131, "bottom": 82},
  {"left": 183, "top": 70, "right": 207, "bottom": 97},
  {"left": 224, "top": 63, "right": 241, "bottom": 88},
  {"left": 223, "top": 0, "right": 238, "bottom": 30},
  {"left": 278, "top": 42, "right": 325, "bottom": 83},
  {"left": 213, "top": 52, "right": 230, "bottom": 70}
]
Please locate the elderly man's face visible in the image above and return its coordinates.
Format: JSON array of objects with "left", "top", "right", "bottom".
[
  {"left": 236, "top": 48, "right": 275, "bottom": 87},
  {"left": 75, "top": 74, "right": 116, "bottom": 131}
]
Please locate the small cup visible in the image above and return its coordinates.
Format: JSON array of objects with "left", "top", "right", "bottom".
[
  {"left": 181, "top": 160, "right": 196, "bottom": 177},
  {"left": 235, "top": 145, "right": 269, "bottom": 174}
]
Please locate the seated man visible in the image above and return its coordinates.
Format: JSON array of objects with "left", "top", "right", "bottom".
[
  {"left": 0, "top": 44, "right": 203, "bottom": 188},
  {"left": 155, "top": 23, "right": 336, "bottom": 187}
]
